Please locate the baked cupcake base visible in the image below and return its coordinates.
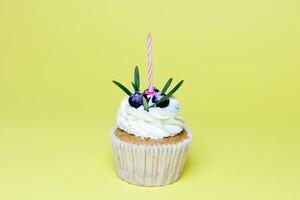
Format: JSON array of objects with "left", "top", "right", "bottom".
[{"left": 110, "top": 126, "right": 192, "bottom": 186}]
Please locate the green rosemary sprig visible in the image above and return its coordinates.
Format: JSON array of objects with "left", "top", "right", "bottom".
[
  {"left": 112, "top": 80, "right": 132, "bottom": 96},
  {"left": 149, "top": 80, "right": 184, "bottom": 108},
  {"left": 131, "top": 82, "right": 138, "bottom": 91},
  {"left": 133, "top": 66, "right": 140, "bottom": 91},
  {"left": 142, "top": 96, "right": 149, "bottom": 111},
  {"left": 161, "top": 78, "right": 173, "bottom": 94}
]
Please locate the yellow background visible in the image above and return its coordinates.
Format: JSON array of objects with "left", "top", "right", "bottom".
[{"left": 0, "top": 0, "right": 299, "bottom": 199}]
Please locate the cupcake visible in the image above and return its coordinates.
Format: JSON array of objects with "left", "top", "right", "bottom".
[{"left": 111, "top": 66, "right": 191, "bottom": 186}]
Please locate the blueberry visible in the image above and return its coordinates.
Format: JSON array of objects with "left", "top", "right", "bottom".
[
  {"left": 152, "top": 87, "right": 160, "bottom": 92},
  {"left": 152, "top": 93, "right": 170, "bottom": 108},
  {"left": 128, "top": 92, "right": 144, "bottom": 108}
]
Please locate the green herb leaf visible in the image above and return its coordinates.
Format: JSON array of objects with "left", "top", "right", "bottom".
[
  {"left": 146, "top": 96, "right": 150, "bottom": 102},
  {"left": 142, "top": 96, "right": 149, "bottom": 111},
  {"left": 161, "top": 78, "right": 173, "bottom": 94},
  {"left": 112, "top": 80, "right": 132, "bottom": 96},
  {"left": 166, "top": 80, "right": 184, "bottom": 97},
  {"left": 131, "top": 82, "right": 138, "bottom": 91},
  {"left": 150, "top": 80, "right": 184, "bottom": 107},
  {"left": 134, "top": 66, "right": 140, "bottom": 91}
]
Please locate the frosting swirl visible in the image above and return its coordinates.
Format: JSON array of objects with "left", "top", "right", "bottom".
[{"left": 117, "top": 97, "right": 185, "bottom": 139}]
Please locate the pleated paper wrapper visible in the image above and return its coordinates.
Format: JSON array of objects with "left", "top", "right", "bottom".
[{"left": 110, "top": 126, "right": 192, "bottom": 186}]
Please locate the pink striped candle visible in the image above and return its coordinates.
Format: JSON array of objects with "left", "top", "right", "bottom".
[{"left": 146, "top": 33, "right": 156, "bottom": 95}]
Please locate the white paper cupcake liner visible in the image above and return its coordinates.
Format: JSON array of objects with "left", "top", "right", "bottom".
[{"left": 110, "top": 126, "right": 192, "bottom": 186}]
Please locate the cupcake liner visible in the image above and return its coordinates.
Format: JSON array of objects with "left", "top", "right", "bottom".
[{"left": 110, "top": 125, "right": 192, "bottom": 186}]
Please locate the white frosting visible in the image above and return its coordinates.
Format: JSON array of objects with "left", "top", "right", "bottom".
[{"left": 116, "top": 97, "right": 185, "bottom": 139}]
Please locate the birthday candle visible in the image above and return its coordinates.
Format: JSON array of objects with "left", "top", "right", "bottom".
[{"left": 147, "top": 33, "right": 153, "bottom": 91}]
